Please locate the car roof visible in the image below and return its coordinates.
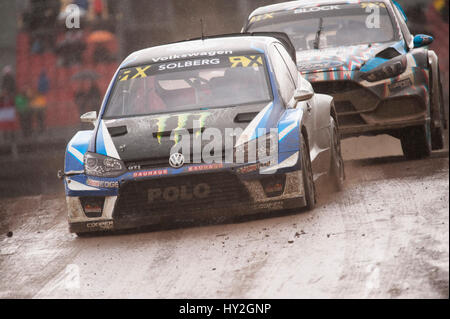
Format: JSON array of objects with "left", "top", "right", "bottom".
[
  {"left": 121, "top": 36, "right": 277, "bottom": 69},
  {"left": 248, "top": 0, "right": 393, "bottom": 20}
]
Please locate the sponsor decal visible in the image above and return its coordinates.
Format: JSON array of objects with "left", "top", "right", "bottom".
[
  {"left": 127, "top": 165, "right": 141, "bottom": 171},
  {"left": 119, "top": 66, "right": 151, "bottom": 81},
  {"left": 148, "top": 183, "right": 211, "bottom": 203},
  {"left": 133, "top": 169, "right": 169, "bottom": 178},
  {"left": 360, "top": 2, "right": 386, "bottom": 9},
  {"left": 151, "top": 51, "right": 233, "bottom": 63},
  {"left": 388, "top": 78, "right": 412, "bottom": 91},
  {"left": 188, "top": 163, "right": 224, "bottom": 172},
  {"left": 295, "top": 5, "right": 341, "bottom": 14},
  {"left": 298, "top": 61, "right": 344, "bottom": 72},
  {"left": 237, "top": 162, "right": 270, "bottom": 174},
  {"left": 117, "top": 53, "right": 265, "bottom": 83},
  {"left": 158, "top": 58, "right": 221, "bottom": 71},
  {"left": 155, "top": 112, "right": 211, "bottom": 144},
  {"left": 86, "top": 221, "right": 114, "bottom": 230},
  {"left": 86, "top": 179, "right": 119, "bottom": 189},
  {"left": 229, "top": 56, "right": 263, "bottom": 68},
  {"left": 254, "top": 201, "right": 283, "bottom": 210},
  {"left": 249, "top": 13, "right": 274, "bottom": 24}
]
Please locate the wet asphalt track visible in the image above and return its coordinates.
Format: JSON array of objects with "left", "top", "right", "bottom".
[{"left": 0, "top": 135, "right": 448, "bottom": 298}]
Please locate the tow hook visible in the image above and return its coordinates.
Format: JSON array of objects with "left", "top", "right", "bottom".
[{"left": 57, "top": 170, "right": 66, "bottom": 180}]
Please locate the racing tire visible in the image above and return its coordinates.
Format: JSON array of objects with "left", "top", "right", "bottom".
[
  {"left": 300, "top": 132, "right": 316, "bottom": 210},
  {"left": 329, "top": 116, "right": 345, "bottom": 191},
  {"left": 401, "top": 124, "right": 432, "bottom": 160},
  {"left": 432, "top": 126, "right": 445, "bottom": 151},
  {"left": 431, "top": 74, "right": 446, "bottom": 150}
]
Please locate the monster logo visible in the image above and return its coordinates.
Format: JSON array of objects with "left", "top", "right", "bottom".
[{"left": 155, "top": 112, "right": 211, "bottom": 144}]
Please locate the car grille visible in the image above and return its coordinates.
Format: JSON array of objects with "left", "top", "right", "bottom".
[
  {"left": 311, "top": 80, "right": 363, "bottom": 95},
  {"left": 125, "top": 153, "right": 226, "bottom": 170},
  {"left": 311, "top": 80, "right": 380, "bottom": 127},
  {"left": 114, "top": 172, "right": 251, "bottom": 220}
]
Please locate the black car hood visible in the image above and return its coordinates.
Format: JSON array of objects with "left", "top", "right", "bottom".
[{"left": 102, "top": 103, "right": 270, "bottom": 163}]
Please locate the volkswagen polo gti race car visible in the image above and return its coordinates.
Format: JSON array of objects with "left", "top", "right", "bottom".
[
  {"left": 62, "top": 33, "right": 344, "bottom": 235},
  {"left": 243, "top": 0, "right": 447, "bottom": 159}
]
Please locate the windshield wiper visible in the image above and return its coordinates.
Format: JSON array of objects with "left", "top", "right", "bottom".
[{"left": 313, "top": 17, "right": 324, "bottom": 50}]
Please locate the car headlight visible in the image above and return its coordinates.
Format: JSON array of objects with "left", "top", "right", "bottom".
[
  {"left": 84, "top": 152, "right": 127, "bottom": 178},
  {"left": 234, "top": 132, "right": 278, "bottom": 164},
  {"left": 361, "top": 56, "right": 407, "bottom": 82}
]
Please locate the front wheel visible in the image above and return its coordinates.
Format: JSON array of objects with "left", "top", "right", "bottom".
[
  {"left": 300, "top": 133, "right": 316, "bottom": 210},
  {"left": 329, "top": 116, "right": 345, "bottom": 191},
  {"left": 401, "top": 124, "right": 432, "bottom": 159}
]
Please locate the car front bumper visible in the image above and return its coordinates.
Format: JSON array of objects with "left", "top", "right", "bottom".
[
  {"left": 304, "top": 68, "right": 431, "bottom": 138},
  {"left": 65, "top": 155, "right": 306, "bottom": 234}
]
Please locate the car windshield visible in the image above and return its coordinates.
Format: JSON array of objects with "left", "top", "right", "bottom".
[
  {"left": 103, "top": 53, "right": 272, "bottom": 118},
  {"left": 247, "top": 3, "right": 399, "bottom": 51}
]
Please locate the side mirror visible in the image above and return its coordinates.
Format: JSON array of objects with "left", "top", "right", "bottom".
[
  {"left": 414, "top": 34, "right": 434, "bottom": 48},
  {"left": 294, "top": 88, "right": 314, "bottom": 102},
  {"left": 80, "top": 111, "right": 97, "bottom": 124}
]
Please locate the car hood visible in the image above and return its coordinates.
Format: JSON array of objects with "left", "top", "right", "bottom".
[
  {"left": 296, "top": 41, "right": 404, "bottom": 74},
  {"left": 101, "top": 102, "right": 275, "bottom": 163}
]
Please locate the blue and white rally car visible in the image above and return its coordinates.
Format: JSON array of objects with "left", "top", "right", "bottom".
[
  {"left": 61, "top": 33, "right": 344, "bottom": 235},
  {"left": 243, "top": 0, "right": 447, "bottom": 159}
]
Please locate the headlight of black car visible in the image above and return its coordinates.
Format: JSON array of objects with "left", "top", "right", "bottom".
[
  {"left": 361, "top": 56, "right": 407, "bottom": 82},
  {"left": 84, "top": 152, "right": 127, "bottom": 178}
]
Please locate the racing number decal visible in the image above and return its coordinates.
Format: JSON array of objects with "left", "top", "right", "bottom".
[{"left": 229, "top": 56, "right": 263, "bottom": 68}]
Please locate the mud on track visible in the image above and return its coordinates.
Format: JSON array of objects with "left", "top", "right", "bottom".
[{"left": 0, "top": 136, "right": 448, "bottom": 298}]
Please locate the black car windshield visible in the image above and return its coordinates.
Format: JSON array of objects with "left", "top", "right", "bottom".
[
  {"left": 247, "top": 3, "right": 399, "bottom": 51},
  {"left": 103, "top": 53, "right": 272, "bottom": 118}
]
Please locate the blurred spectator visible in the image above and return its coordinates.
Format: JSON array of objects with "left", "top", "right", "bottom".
[
  {"left": 93, "top": 44, "right": 114, "bottom": 64},
  {"left": 74, "top": 79, "right": 101, "bottom": 117},
  {"left": 38, "top": 70, "right": 50, "bottom": 96},
  {"left": 0, "top": 89, "right": 16, "bottom": 141},
  {"left": 74, "top": 81, "right": 89, "bottom": 116},
  {"left": 75, "top": 0, "right": 90, "bottom": 11},
  {"left": 435, "top": 0, "right": 449, "bottom": 22},
  {"left": 94, "top": 0, "right": 104, "bottom": 19},
  {"left": 55, "top": 31, "right": 87, "bottom": 67},
  {"left": 85, "top": 80, "right": 102, "bottom": 112},
  {"left": 30, "top": 72, "right": 50, "bottom": 134},
  {"left": 1, "top": 66, "right": 16, "bottom": 97},
  {"left": 23, "top": 0, "right": 61, "bottom": 54},
  {"left": 15, "top": 88, "right": 33, "bottom": 138},
  {"left": 87, "top": 30, "right": 117, "bottom": 63}
]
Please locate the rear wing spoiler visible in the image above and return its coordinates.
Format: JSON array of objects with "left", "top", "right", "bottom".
[{"left": 175, "top": 32, "right": 297, "bottom": 64}]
